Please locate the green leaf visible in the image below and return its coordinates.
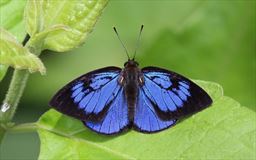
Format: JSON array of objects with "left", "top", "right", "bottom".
[
  {"left": 0, "top": 28, "right": 46, "bottom": 74},
  {"left": 0, "top": 0, "right": 27, "bottom": 80},
  {"left": 36, "top": 81, "right": 256, "bottom": 159},
  {"left": 24, "top": 0, "right": 108, "bottom": 52},
  {"left": 0, "top": 0, "right": 27, "bottom": 42}
]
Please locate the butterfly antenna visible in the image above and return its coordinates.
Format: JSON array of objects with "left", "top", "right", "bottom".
[
  {"left": 113, "top": 27, "right": 130, "bottom": 60},
  {"left": 132, "top": 25, "right": 144, "bottom": 60}
]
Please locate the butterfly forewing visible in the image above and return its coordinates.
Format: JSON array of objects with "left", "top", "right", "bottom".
[
  {"left": 141, "top": 67, "right": 212, "bottom": 121},
  {"left": 49, "top": 67, "right": 122, "bottom": 122}
]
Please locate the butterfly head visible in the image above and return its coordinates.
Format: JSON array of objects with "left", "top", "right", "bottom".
[{"left": 124, "top": 59, "right": 139, "bottom": 68}]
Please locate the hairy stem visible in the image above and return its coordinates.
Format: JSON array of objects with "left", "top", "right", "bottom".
[
  {"left": 0, "top": 70, "right": 29, "bottom": 123},
  {"left": 0, "top": 34, "right": 38, "bottom": 144}
]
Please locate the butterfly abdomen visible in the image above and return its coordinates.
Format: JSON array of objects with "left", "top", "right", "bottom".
[{"left": 125, "top": 83, "right": 137, "bottom": 122}]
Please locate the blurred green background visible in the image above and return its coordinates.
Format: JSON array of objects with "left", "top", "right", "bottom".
[{"left": 0, "top": 0, "right": 255, "bottom": 159}]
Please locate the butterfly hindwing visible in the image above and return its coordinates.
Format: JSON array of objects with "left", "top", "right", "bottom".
[
  {"left": 83, "top": 88, "right": 130, "bottom": 135},
  {"left": 133, "top": 89, "right": 177, "bottom": 133},
  {"left": 141, "top": 67, "right": 212, "bottom": 120},
  {"left": 49, "top": 67, "right": 122, "bottom": 122}
]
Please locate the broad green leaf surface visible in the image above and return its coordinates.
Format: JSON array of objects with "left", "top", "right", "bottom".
[
  {"left": 37, "top": 81, "right": 256, "bottom": 159},
  {"left": 0, "top": 28, "right": 45, "bottom": 74},
  {"left": 0, "top": 0, "right": 26, "bottom": 41},
  {"left": 24, "top": 0, "right": 108, "bottom": 52}
]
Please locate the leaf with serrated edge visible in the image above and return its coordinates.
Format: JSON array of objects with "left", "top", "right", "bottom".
[
  {"left": 37, "top": 80, "right": 256, "bottom": 159},
  {"left": 0, "top": 28, "right": 46, "bottom": 74},
  {"left": 25, "top": 0, "right": 108, "bottom": 52}
]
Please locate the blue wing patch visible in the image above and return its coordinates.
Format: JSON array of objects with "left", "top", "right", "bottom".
[
  {"left": 83, "top": 88, "right": 130, "bottom": 135},
  {"left": 71, "top": 74, "right": 120, "bottom": 115},
  {"left": 142, "top": 75, "right": 190, "bottom": 112},
  {"left": 49, "top": 67, "right": 122, "bottom": 122},
  {"left": 142, "top": 67, "right": 212, "bottom": 120},
  {"left": 133, "top": 89, "right": 176, "bottom": 132}
]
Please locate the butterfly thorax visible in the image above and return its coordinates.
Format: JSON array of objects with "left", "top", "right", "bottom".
[{"left": 119, "top": 60, "right": 144, "bottom": 121}]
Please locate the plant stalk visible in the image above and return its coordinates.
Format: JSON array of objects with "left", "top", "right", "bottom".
[
  {"left": 0, "top": 70, "right": 29, "bottom": 123},
  {"left": 8, "top": 123, "right": 37, "bottom": 133},
  {"left": 0, "top": 34, "right": 38, "bottom": 144}
]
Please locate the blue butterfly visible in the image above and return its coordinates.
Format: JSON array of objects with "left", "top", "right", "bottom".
[{"left": 49, "top": 26, "right": 212, "bottom": 135}]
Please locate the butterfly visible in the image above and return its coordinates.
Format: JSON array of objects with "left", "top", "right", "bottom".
[{"left": 49, "top": 25, "right": 212, "bottom": 135}]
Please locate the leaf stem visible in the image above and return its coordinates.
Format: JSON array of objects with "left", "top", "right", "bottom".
[
  {"left": 0, "top": 70, "right": 29, "bottom": 123},
  {"left": 0, "top": 34, "right": 38, "bottom": 144},
  {"left": 8, "top": 123, "right": 37, "bottom": 133}
]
